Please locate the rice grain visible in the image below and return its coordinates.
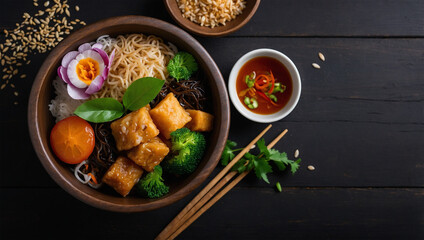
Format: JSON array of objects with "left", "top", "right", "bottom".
[
  {"left": 312, "top": 63, "right": 321, "bottom": 69},
  {"left": 318, "top": 52, "right": 325, "bottom": 61},
  {"left": 294, "top": 149, "right": 299, "bottom": 158}
]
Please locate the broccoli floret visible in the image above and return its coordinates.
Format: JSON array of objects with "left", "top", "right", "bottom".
[
  {"left": 167, "top": 52, "right": 198, "bottom": 81},
  {"left": 163, "top": 128, "right": 206, "bottom": 175},
  {"left": 136, "top": 165, "right": 169, "bottom": 199}
]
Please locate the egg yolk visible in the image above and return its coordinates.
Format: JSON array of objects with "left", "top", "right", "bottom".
[{"left": 76, "top": 58, "right": 100, "bottom": 85}]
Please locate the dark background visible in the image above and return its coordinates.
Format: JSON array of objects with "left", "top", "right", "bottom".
[{"left": 1, "top": 0, "right": 423, "bottom": 239}]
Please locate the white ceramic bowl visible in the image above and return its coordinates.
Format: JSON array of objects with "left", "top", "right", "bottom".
[{"left": 228, "top": 48, "right": 301, "bottom": 123}]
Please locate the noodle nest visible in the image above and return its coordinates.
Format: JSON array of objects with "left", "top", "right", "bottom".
[{"left": 91, "top": 34, "right": 176, "bottom": 101}]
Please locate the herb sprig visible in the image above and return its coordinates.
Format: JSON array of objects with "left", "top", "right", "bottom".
[
  {"left": 74, "top": 77, "right": 164, "bottom": 123},
  {"left": 221, "top": 139, "right": 301, "bottom": 184},
  {"left": 220, "top": 140, "right": 244, "bottom": 166}
]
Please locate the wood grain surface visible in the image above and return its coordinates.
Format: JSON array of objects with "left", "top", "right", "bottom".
[{"left": 0, "top": 0, "right": 423, "bottom": 239}]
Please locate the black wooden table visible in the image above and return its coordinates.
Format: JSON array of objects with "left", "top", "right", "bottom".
[{"left": 1, "top": 1, "right": 423, "bottom": 239}]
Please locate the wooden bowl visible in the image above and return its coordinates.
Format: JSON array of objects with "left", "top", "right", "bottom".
[
  {"left": 28, "top": 16, "right": 230, "bottom": 212},
  {"left": 163, "top": 0, "right": 261, "bottom": 37}
]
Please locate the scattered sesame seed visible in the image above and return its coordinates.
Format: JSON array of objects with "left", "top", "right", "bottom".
[
  {"left": 318, "top": 52, "right": 325, "bottom": 61},
  {"left": 0, "top": 0, "right": 85, "bottom": 99},
  {"left": 294, "top": 149, "right": 299, "bottom": 158}
]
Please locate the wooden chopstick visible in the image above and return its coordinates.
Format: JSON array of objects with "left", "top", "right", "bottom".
[
  {"left": 155, "top": 124, "right": 272, "bottom": 240},
  {"left": 165, "top": 129, "right": 289, "bottom": 240}
]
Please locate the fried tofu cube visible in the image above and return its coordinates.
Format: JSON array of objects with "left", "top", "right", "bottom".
[
  {"left": 149, "top": 93, "right": 192, "bottom": 139},
  {"left": 185, "top": 109, "right": 214, "bottom": 132},
  {"left": 102, "top": 156, "right": 143, "bottom": 197},
  {"left": 127, "top": 136, "right": 170, "bottom": 172},
  {"left": 111, "top": 107, "right": 159, "bottom": 151}
]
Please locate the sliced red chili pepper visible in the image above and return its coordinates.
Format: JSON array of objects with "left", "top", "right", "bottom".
[
  {"left": 257, "top": 91, "right": 271, "bottom": 101},
  {"left": 257, "top": 91, "right": 280, "bottom": 107},
  {"left": 268, "top": 71, "right": 275, "bottom": 94},
  {"left": 254, "top": 75, "right": 270, "bottom": 90}
]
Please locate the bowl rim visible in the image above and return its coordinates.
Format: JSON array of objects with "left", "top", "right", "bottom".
[
  {"left": 228, "top": 48, "right": 301, "bottom": 123},
  {"left": 28, "top": 15, "right": 230, "bottom": 212},
  {"left": 163, "top": 0, "right": 261, "bottom": 37}
]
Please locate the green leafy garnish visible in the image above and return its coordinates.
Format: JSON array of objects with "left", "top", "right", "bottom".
[
  {"left": 256, "top": 139, "right": 270, "bottom": 159},
  {"left": 231, "top": 152, "right": 255, "bottom": 173},
  {"left": 123, "top": 77, "right": 164, "bottom": 111},
  {"left": 253, "top": 157, "right": 273, "bottom": 184},
  {"left": 221, "top": 138, "right": 301, "bottom": 185},
  {"left": 74, "top": 77, "right": 164, "bottom": 123},
  {"left": 167, "top": 52, "right": 198, "bottom": 81},
  {"left": 74, "top": 98, "right": 124, "bottom": 123},
  {"left": 221, "top": 140, "right": 243, "bottom": 166},
  {"left": 269, "top": 149, "right": 301, "bottom": 174}
]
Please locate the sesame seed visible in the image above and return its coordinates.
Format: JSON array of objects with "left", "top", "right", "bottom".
[
  {"left": 318, "top": 52, "right": 325, "bottom": 61},
  {"left": 294, "top": 149, "right": 299, "bottom": 158},
  {"left": 1, "top": 0, "right": 85, "bottom": 100}
]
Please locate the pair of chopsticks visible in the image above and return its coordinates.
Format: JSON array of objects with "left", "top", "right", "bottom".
[{"left": 156, "top": 124, "right": 287, "bottom": 240}]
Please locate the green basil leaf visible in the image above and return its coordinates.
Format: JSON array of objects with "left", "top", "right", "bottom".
[
  {"left": 74, "top": 98, "right": 124, "bottom": 123},
  {"left": 123, "top": 77, "right": 165, "bottom": 111}
]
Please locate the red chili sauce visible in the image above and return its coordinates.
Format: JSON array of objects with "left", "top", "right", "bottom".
[{"left": 236, "top": 56, "right": 292, "bottom": 115}]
